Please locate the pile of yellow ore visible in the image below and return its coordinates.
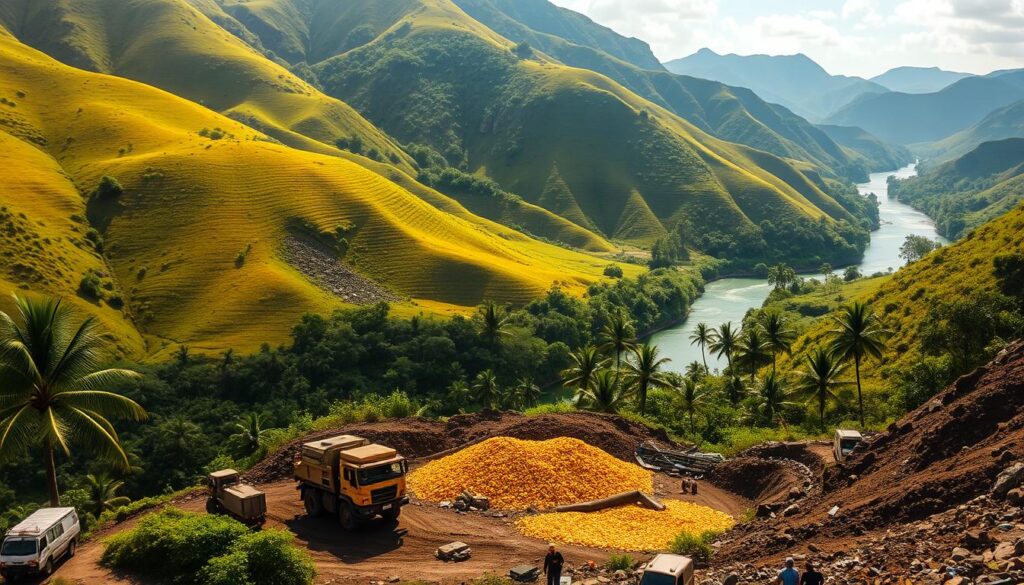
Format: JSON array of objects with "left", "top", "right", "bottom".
[{"left": 407, "top": 436, "right": 653, "bottom": 510}]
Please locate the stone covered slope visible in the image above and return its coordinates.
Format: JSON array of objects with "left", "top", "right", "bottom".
[{"left": 712, "top": 341, "right": 1024, "bottom": 584}]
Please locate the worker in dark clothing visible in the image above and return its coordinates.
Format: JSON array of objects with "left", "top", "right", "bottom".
[
  {"left": 544, "top": 543, "right": 564, "bottom": 585},
  {"left": 800, "top": 560, "right": 824, "bottom": 585}
]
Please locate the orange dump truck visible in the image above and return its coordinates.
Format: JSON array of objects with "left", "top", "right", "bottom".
[{"left": 294, "top": 435, "right": 409, "bottom": 530}]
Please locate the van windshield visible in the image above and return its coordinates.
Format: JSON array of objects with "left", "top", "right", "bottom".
[
  {"left": 639, "top": 572, "right": 678, "bottom": 585},
  {"left": 1, "top": 538, "right": 37, "bottom": 556},
  {"left": 840, "top": 439, "right": 860, "bottom": 454},
  {"left": 357, "top": 461, "right": 406, "bottom": 486}
]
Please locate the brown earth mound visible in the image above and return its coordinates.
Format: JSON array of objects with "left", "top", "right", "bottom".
[
  {"left": 245, "top": 411, "right": 679, "bottom": 484},
  {"left": 716, "top": 340, "right": 1024, "bottom": 569},
  {"left": 710, "top": 458, "right": 809, "bottom": 505}
]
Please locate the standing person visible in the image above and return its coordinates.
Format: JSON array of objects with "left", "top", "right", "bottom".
[
  {"left": 544, "top": 543, "right": 564, "bottom": 585},
  {"left": 775, "top": 557, "right": 800, "bottom": 585},
  {"left": 800, "top": 560, "right": 824, "bottom": 585}
]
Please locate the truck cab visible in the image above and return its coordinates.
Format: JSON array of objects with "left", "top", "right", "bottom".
[
  {"left": 206, "top": 469, "right": 267, "bottom": 526},
  {"left": 833, "top": 429, "right": 864, "bottom": 464},
  {"left": 294, "top": 435, "right": 409, "bottom": 530},
  {"left": 1, "top": 508, "right": 80, "bottom": 580},
  {"left": 639, "top": 554, "right": 694, "bottom": 585}
]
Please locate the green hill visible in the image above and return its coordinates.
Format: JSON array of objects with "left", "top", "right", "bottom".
[
  {"left": 890, "top": 138, "right": 1024, "bottom": 238},
  {"left": 451, "top": 0, "right": 663, "bottom": 70},
  {"left": 825, "top": 73, "right": 1024, "bottom": 145},
  {"left": 664, "top": 48, "right": 887, "bottom": 121},
  {"left": 817, "top": 124, "right": 914, "bottom": 173},
  {"left": 917, "top": 99, "right": 1024, "bottom": 162},
  {"left": 0, "top": 29, "right": 640, "bottom": 357},
  {"left": 869, "top": 66, "right": 971, "bottom": 94},
  {"left": 769, "top": 197, "right": 1024, "bottom": 408},
  {"left": 0, "top": 0, "right": 618, "bottom": 252},
  {"left": 451, "top": 0, "right": 879, "bottom": 181},
  {"left": 208, "top": 0, "right": 873, "bottom": 265}
]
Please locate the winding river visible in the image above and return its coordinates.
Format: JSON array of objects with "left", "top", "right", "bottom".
[{"left": 650, "top": 163, "right": 947, "bottom": 373}]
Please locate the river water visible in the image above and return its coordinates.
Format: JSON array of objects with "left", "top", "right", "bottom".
[{"left": 650, "top": 163, "right": 947, "bottom": 373}]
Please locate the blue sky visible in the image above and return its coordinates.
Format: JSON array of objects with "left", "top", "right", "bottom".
[{"left": 549, "top": 0, "right": 1024, "bottom": 78}]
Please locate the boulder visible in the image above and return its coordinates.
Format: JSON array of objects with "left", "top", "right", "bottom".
[{"left": 992, "top": 463, "right": 1024, "bottom": 497}]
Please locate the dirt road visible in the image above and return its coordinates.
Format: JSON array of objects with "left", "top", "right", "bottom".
[{"left": 53, "top": 475, "right": 749, "bottom": 584}]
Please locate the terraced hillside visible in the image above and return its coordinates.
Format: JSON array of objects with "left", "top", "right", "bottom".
[
  {"left": 0, "top": 0, "right": 619, "bottom": 251},
  {"left": 890, "top": 138, "right": 1024, "bottom": 238},
  {"left": 206, "top": 0, "right": 871, "bottom": 263},
  {"left": 0, "top": 30, "right": 636, "bottom": 357},
  {"left": 453, "top": 0, "right": 892, "bottom": 181}
]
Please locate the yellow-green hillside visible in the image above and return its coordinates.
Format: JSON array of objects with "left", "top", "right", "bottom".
[
  {"left": 774, "top": 202, "right": 1024, "bottom": 392},
  {"left": 0, "top": 0, "right": 615, "bottom": 252},
  {"left": 200, "top": 0, "right": 873, "bottom": 264},
  {"left": 0, "top": 32, "right": 637, "bottom": 358}
]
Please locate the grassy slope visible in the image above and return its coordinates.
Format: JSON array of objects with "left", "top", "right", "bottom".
[
  {"left": 451, "top": 0, "right": 879, "bottom": 180},
  {"left": 0, "top": 0, "right": 419, "bottom": 173},
  {"left": 0, "top": 31, "right": 638, "bottom": 357},
  {"left": 1, "top": 0, "right": 614, "bottom": 252},
  {"left": 772, "top": 203, "right": 1024, "bottom": 392},
  {"left": 916, "top": 99, "right": 1024, "bottom": 162},
  {"left": 240, "top": 0, "right": 857, "bottom": 250}
]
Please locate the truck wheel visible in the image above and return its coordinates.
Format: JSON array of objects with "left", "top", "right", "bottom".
[
  {"left": 303, "top": 490, "right": 323, "bottom": 517},
  {"left": 206, "top": 498, "right": 219, "bottom": 514},
  {"left": 338, "top": 502, "right": 357, "bottom": 531},
  {"left": 68, "top": 538, "right": 77, "bottom": 558},
  {"left": 382, "top": 506, "right": 401, "bottom": 522},
  {"left": 41, "top": 558, "right": 53, "bottom": 576}
]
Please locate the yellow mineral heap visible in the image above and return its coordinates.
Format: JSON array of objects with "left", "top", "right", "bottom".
[
  {"left": 407, "top": 436, "right": 653, "bottom": 510},
  {"left": 516, "top": 500, "right": 735, "bottom": 550}
]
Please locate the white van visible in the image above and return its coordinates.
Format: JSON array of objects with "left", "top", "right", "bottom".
[
  {"left": 639, "top": 554, "right": 694, "bottom": 585},
  {"left": 0, "top": 507, "right": 80, "bottom": 580}
]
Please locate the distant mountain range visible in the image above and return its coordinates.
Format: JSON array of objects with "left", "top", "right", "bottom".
[
  {"left": 917, "top": 99, "right": 1024, "bottom": 162},
  {"left": 869, "top": 66, "right": 972, "bottom": 94},
  {"left": 663, "top": 49, "right": 888, "bottom": 121},
  {"left": 825, "top": 71, "right": 1024, "bottom": 145}
]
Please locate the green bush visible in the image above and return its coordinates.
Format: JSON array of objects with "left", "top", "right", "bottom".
[
  {"left": 603, "top": 265, "right": 623, "bottom": 278},
  {"left": 668, "top": 529, "right": 720, "bottom": 561},
  {"left": 78, "top": 271, "right": 103, "bottom": 300},
  {"left": 606, "top": 553, "right": 633, "bottom": 571},
  {"left": 201, "top": 530, "right": 315, "bottom": 585},
  {"left": 523, "top": 402, "right": 576, "bottom": 416},
  {"left": 101, "top": 509, "right": 248, "bottom": 583},
  {"left": 95, "top": 176, "right": 123, "bottom": 199}
]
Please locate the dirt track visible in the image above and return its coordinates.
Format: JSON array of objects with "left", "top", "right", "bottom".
[{"left": 52, "top": 473, "right": 750, "bottom": 584}]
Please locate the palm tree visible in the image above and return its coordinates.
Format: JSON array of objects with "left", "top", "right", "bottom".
[
  {"left": 676, "top": 377, "right": 707, "bottom": 435},
  {"left": 514, "top": 376, "right": 541, "bottom": 409},
  {"left": 82, "top": 473, "right": 130, "bottom": 518},
  {"left": 561, "top": 345, "right": 608, "bottom": 394},
  {"left": 759, "top": 312, "right": 796, "bottom": 373},
  {"left": 477, "top": 301, "right": 510, "bottom": 348},
  {"left": 793, "top": 347, "right": 848, "bottom": 432},
  {"left": 624, "top": 343, "right": 671, "bottom": 415},
  {"left": 689, "top": 323, "right": 713, "bottom": 371},
  {"left": 684, "top": 361, "right": 706, "bottom": 382},
  {"left": 0, "top": 295, "right": 146, "bottom": 505},
  {"left": 709, "top": 322, "right": 740, "bottom": 373},
  {"left": 598, "top": 313, "right": 637, "bottom": 372},
  {"left": 575, "top": 370, "right": 631, "bottom": 413},
  {"left": 737, "top": 327, "right": 771, "bottom": 382},
  {"left": 828, "top": 302, "right": 888, "bottom": 428},
  {"left": 175, "top": 345, "right": 190, "bottom": 368},
  {"left": 472, "top": 369, "right": 500, "bottom": 409},
  {"left": 446, "top": 380, "right": 471, "bottom": 410},
  {"left": 724, "top": 375, "right": 746, "bottom": 406},
  {"left": 230, "top": 412, "right": 268, "bottom": 456},
  {"left": 749, "top": 371, "right": 793, "bottom": 429}
]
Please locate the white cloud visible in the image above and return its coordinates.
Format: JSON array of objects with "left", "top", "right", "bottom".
[{"left": 551, "top": 0, "right": 717, "bottom": 53}]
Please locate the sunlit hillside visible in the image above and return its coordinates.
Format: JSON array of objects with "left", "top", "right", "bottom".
[
  {"left": 0, "top": 31, "right": 637, "bottom": 357},
  {"left": 195, "top": 0, "right": 872, "bottom": 263}
]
